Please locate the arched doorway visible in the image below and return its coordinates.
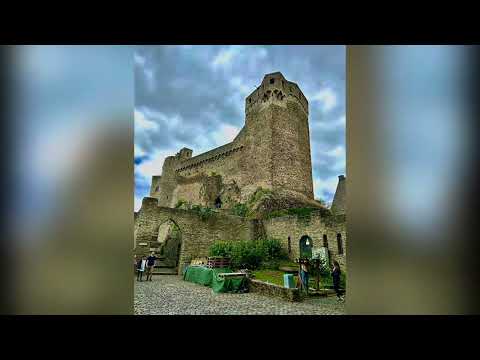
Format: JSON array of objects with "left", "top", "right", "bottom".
[
  {"left": 214, "top": 196, "right": 222, "bottom": 209},
  {"left": 157, "top": 219, "right": 182, "bottom": 268},
  {"left": 299, "top": 235, "right": 313, "bottom": 259}
]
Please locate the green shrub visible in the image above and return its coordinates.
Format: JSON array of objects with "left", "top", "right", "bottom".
[
  {"left": 258, "top": 237, "right": 285, "bottom": 260},
  {"left": 247, "top": 187, "right": 274, "bottom": 206},
  {"left": 208, "top": 238, "right": 286, "bottom": 270},
  {"left": 191, "top": 204, "right": 215, "bottom": 221},
  {"left": 318, "top": 257, "right": 331, "bottom": 277},
  {"left": 209, "top": 241, "right": 235, "bottom": 258},
  {"left": 230, "top": 203, "right": 248, "bottom": 217}
]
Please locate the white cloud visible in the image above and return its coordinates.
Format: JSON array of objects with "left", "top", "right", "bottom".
[
  {"left": 322, "top": 145, "right": 346, "bottom": 172},
  {"left": 311, "top": 87, "right": 338, "bottom": 112},
  {"left": 134, "top": 143, "right": 146, "bottom": 157},
  {"left": 230, "top": 76, "right": 251, "bottom": 96},
  {"left": 212, "top": 124, "right": 240, "bottom": 146},
  {"left": 134, "top": 196, "right": 143, "bottom": 212},
  {"left": 211, "top": 46, "right": 241, "bottom": 68},
  {"left": 136, "top": 150, "right": 172, "bottom": 180},
  {"left": 138, "top": 107, "right": 182, "bottom": 130},
  {"left": 314, "top": 176, "right": 339, "bottom": 200},
  {"left": 331, "top": 158, "right": 346, "bottom": 172},
  {"left": 134, "top": 109, "right": 160, "bottom": 133},
  {"left": 325, "top": 145, "right": 345, "bottom": 158},
  {"left": 313, "top": 114, "right": 345, "bottom": 131},
  {"left": 144, "top": 68, "right": 155, "bottom": 92},
  {"left": 211, "top": 46, "right": 267, "bottom": 71}
]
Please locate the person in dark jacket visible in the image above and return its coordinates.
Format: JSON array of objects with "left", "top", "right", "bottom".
[
  {"left": 145, "top": 252, "right": 157, "bottom": 281},
  {"left": 332, "top": 261, "right": 344, "bottom": 302}
]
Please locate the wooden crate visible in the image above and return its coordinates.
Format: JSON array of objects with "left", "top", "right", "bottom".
[
  {"left": 207, "top": 257, "right": 231, "bottom": 268},
  {"left": 190, "top": 258, "right": 208, "bottom": 266}
]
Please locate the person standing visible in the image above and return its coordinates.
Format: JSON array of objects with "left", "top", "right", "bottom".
[
  {"left": 145, "top": 252, "right": 157, "bottom": 281},
  {"left": 332, "top": 260, "right": 344, "bottom": 302},
  {"left": 300, "top": 259, "right": 310, "bottom": 294},
  {"left": 137, "top": 256, "right": 147, "bottom": 282},
  {"left": 133, "top": 255, "right": 137, "bottom": 276}
]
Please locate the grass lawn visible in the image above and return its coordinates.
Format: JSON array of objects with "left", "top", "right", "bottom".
[{"left": 252, "top": 270, "right": 285, "bottom": 286}]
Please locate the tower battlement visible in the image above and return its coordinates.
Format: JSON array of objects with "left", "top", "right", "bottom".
[{"left": 245, "top": 72, "right": 309, "bottom": 116}]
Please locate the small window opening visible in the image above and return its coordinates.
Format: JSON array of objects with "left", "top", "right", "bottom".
[
  {"left": 215, "top": 197, "right": 222, "bottom": 209},
  {"left": 288, "top": 236, "right": 291, "bottom": 254},
  {"left": 323, "top": 234, "right": 328, "bottom": 248},
  {"left": 270, "top": 78, "right": 275, "bottom": 84},
  {"left": 337, "top": 233, "right": 343, "bottom": 255}
]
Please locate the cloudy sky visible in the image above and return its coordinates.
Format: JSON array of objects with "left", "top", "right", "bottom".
[{"left": 135, "top": 45, "right": 345, "bottom": 211}]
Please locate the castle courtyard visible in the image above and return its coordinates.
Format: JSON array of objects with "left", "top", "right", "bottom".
[{"left": 134, "top": 276, "right": 345, "bottom": 315}]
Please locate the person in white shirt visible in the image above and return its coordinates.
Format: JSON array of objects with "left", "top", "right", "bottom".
[{"left": 136, "top": 256, "right": 147, "bottom": 282}]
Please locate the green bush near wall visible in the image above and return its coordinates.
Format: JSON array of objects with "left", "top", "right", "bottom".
[
  {"left": 230, "top": 203, "right": 248, "bottom": 217},
  {"left": 208, "top": 238, "right": 287, "bottom": 270},
  {"left": 264, "top": 207, "right": 330, "bottom": 222}
]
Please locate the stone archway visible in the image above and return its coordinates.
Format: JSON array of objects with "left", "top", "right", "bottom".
[
  {"left": 134, "top": 199, "right": 252, "bottom": 274},
  {"left": 299, "top": 235, "right": 313, "bottom": 259},
  {"left": 156, "top": 219, "right": 182, "bottom": 268}
]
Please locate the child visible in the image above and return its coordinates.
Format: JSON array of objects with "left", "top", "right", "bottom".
[
  {"left": 137, "top": 256, "right": 147, "bottom": 282},
  {"left": 332, "top": 261, "right": 344, "bottom": 302}
]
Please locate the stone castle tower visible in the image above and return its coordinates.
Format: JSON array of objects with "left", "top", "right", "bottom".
[
  {"left": 331, "top": 175, "right": 346, "bottom": 215},
  {"left": 149, "top": 72, "right": 317, "bottom": 209}
]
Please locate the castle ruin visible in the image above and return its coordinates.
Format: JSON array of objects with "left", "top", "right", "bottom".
[{"left": 135, "top": 72, "right": 346, "bottom": 274}]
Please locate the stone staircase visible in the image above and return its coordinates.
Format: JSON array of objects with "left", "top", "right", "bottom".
[{"left": 153, "top": 256, "right": 178, "bottom": 276}]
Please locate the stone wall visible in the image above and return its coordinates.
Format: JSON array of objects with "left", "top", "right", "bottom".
[
  {"left": 134, "top": 197, "right": 252, "bottom": 274},
  {"left": 172, "top": 149, "right": 245, "bottom": 207},
  {"left": 262, "top": 212, "right": 347, "bottom": 269},
  {"left": 134, "top": 199, "right": 347, "bottom": 272},
  {"left": 248, "top": 279, "right": 301, "bottom": 302},
  {"left": 271, "top": 102, "right": 313, "bottom": 199}
]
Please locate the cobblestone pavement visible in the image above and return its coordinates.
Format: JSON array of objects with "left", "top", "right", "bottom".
[{"left": 134, "top": 275, "right": 345, "bottom": 315}]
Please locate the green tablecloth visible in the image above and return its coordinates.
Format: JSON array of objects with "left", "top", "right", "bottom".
[{"left": 183, "top": 266, "right": 247, "bottom": 294}]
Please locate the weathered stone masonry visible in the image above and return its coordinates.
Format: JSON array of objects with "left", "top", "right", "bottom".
[
  {"left": 262, "top": 212, "right": 347, "bottom": 269},
  {"left": 150, "top": 72, "right": 316, "bottom": 209},
  {"left": 135, "top": 197, "right": 253, "bottom": 273},
  {"left": 135, "top": 196, "right": 347, "bottom": 273},
  {"left": 135, "top": 72, "right": 347, "bottom": 274}
]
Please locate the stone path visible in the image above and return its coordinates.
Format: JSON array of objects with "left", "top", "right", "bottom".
[{"left": 134, "top": 275, "right": 345, "bottom": 315}]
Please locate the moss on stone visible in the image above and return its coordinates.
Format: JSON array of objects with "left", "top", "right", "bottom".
[{"left": 264, "top": 206, "right": 331, "bottom": 223}]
